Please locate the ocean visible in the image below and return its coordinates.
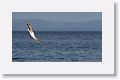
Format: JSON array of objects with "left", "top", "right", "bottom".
[{"left": 12, "top": 31, "right": 102, "bottom": 62}]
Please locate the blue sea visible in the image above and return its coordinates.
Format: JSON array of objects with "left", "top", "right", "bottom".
[{"left": 12, "top": 31, "right": 102, "bottom": 62}]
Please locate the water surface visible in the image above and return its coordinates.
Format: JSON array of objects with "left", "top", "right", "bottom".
[{"left": 12, "top": 31, "right": 102, "bottom": 62}]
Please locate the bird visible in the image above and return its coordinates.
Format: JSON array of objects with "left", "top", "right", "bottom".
[{"left": 25, "top": 20, "right": 41, "bottom": 42}]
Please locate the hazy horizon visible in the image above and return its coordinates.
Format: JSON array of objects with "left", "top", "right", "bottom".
[{"left": 12, "top": 12, "right": 102, "bottom": 31}]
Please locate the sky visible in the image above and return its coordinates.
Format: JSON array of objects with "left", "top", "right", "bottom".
[
  {"left": 12, "top": 12, "right": 102, "bottom": 31},
  {"left": 13, "top": 12, "right": 102, "bottom": 22}
]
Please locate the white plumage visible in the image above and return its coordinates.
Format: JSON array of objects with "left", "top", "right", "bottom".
[
  {"left": 25, "top": 20, "right": 41, "bottom": 42},
  {"left": 27, "top": 29, "right": 37, "bottom": 41}
]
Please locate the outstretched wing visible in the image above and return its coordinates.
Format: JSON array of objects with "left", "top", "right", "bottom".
[{"left": 25, "top": 20, "right": 41, "bottom": 42}]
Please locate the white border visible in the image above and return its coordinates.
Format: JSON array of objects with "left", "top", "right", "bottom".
[{"left": 0, "top": 0, "right": 114, "bottom": 74}]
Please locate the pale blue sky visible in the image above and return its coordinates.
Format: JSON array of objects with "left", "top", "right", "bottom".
[
  {"left": 13, "top": 12, "right": 102, "bottom": 22},
  {"left": 12, "top": 12, "right": 102, "bottom": 31}
]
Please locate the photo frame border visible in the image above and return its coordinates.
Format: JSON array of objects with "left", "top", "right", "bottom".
[{"left": 0, "top": 0, "right": 114, "bottom": 74}]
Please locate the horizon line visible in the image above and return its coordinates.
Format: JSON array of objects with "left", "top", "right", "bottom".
[{"left": 12, "top": 30, "right": 102, "bottom": 32}]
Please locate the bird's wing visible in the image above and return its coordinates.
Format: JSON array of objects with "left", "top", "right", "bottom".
[
  {"left": 26, "top": 20, "right": 41, "bottom": 42},
  {"left": 28, "top": 29, "right": 38, "bottom": 41}
]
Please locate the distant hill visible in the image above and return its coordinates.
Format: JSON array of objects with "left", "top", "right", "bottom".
[{"left": 12, "top": 19, "right": 102, "bottom": 31}]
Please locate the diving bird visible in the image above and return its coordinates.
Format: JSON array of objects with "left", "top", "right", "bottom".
[{"left": 25, "top": 20, "right": 41, "bottom": 42}]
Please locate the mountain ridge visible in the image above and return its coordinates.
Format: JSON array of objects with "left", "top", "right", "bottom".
[{"left": 12, "top": 19, "right": 102, "bottom": 31}]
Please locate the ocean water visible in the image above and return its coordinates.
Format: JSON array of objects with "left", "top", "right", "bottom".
[{"left": 12, "top": 31, "right": 102, "bottom": 62}]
